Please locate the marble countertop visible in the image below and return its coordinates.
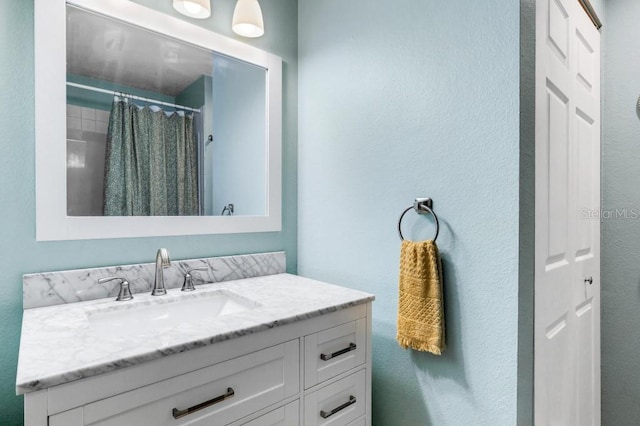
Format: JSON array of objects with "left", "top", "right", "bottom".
[{"left": 16, "top": 273, "right": 374, "bottom": 395}]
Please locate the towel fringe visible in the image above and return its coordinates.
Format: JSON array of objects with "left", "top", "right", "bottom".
[{"left": 396, "top": 335, "right": 444, "bottom": 355}]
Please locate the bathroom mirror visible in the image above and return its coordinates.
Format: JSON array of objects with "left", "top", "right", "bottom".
[{"left": 35, "top": 0, "right": 282, "bottom": 240}]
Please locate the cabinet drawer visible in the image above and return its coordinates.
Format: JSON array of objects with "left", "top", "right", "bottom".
[
  {"left": 83, "top": 340, "right": 299, "bottom": 426},
  {"left": 304, "top": 369, "right": 366, "bottom": 426},
  {"left": 305, "top": 319, "right": 366, "bottom": 388},
  {"left": 238, "top": 400, "right": 299, "bottom": 426},
  {"left": 346, "top": 416, "right": 366, "bottom": 426}
]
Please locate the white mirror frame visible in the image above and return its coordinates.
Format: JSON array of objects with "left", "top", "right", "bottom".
[{"left": 34, "top": 0, "right": 282, "bottom": 241}]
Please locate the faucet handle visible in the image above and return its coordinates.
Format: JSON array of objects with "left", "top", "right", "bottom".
[
  {"left": 182, "top": 267, "right": 208, "bottom": 292},
  {"left": 98, "top": 276, "right": 134, "bottom": 301}
]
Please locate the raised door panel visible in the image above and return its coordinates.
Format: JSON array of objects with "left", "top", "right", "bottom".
[
  {"left": 575, "top": 111, "right": 594, "bottom": 259},
  {"left": 575, "top": 298, "right": 595, "bottom": 425},
  {"left": 546, "top": 80, "right": 571, "bottom": 267},
  {"left": 548, "top": 0, "right": 570, "bottom": 64}
]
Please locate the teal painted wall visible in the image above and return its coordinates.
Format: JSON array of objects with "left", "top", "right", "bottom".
[
  {"left": 176, "top": 75, "right": 206, "bottom": 109},
  {"left": 0, "top": 0, "right": 297, "bottom": 424},
  {"left": 297, "top": 0, "right": 521, "bottom": 424},
  {"left": 600, "top": 0, "right": 640, "bottom": 423}
]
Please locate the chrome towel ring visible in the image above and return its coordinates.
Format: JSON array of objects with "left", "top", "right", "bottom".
[{"left": 398, "top": 198, "right": 440, "bottom": 242}]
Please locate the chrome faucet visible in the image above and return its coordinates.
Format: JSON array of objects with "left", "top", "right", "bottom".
[{"left": 152, "top": 248, "right": 171, "bottom": 296}]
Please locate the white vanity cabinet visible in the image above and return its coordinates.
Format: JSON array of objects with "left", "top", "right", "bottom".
[{"left": 24, "top": 303, "right": 372, "bottom": 426}]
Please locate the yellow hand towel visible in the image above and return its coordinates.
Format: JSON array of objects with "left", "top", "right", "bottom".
[{"left": 396, "top": 239, "right": 446, "bottom": 355}]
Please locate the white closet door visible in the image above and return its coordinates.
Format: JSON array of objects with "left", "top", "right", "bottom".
[{"left": 535, "top": 0, "right": 601, "bottom": 424}]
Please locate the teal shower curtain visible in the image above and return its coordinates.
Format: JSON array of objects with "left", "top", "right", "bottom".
[{"left": 103, "top": 98, "right": 199, "bottom": 216}]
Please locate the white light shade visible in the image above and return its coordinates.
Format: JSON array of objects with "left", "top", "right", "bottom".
[
  {"left": 232, "top": 0, "right": 264, "bottom": 38},
  {"left": 173, "top": 0, "right": 211, "bottom": 19}
]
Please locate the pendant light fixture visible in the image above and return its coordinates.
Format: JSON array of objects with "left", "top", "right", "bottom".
[
  {"left": 173, "top": 0, "right": 211, "bottom": 19},
  {"left": 232, "top": 0, "right": 264, "bottom": 38}
]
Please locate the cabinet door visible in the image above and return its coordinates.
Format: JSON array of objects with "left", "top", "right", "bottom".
[
  {"left": 240, "top": 400, "right": 299, "bottom": 426},
  {"left": 83, "top": 340, "right": 298, "bottom": 426},
  {"left": 49, "top": 408, "right": 82, "bottom": 426},
  {"left": 305, "top": 319, "right": 366, "bottom": 388},
  {"left": 304, "top": 369, "right": 366, "bottom": 426}
]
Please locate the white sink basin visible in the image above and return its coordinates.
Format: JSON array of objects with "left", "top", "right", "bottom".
[{"left": 87, "top": 290, "right": 260, "bottom": 338}]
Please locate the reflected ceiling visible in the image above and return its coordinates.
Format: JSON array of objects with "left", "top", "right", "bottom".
[{"left": 66, "top": 6, "right": 213, "bottom": 96}]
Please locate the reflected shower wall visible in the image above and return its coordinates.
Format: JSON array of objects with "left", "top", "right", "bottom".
[{"left": 66, "top": 105, "right": 108, "bottom": 216}]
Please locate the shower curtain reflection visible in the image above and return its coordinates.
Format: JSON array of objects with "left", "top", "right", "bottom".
[{"left": 103, "top": 97, "right": 199, "bottom": 216}]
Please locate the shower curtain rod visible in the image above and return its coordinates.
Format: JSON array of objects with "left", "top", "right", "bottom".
[{"left": 66, "top": 82, "right": 202, "bottom": 113}]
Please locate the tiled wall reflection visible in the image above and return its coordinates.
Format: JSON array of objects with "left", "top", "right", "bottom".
[
  {"left": 67, "top": 105, "right": 109, "bottom": 133},
  {"left": 66, "top": 105, "right": 109, "bottom": 216}
]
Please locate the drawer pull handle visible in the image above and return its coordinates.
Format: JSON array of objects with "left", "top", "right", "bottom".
[
  {"left": 320, "top": 395, "right": 357, "bottom": 419},
  {"left": 172, "top": 387, "right": 235, "bottom": 419},
  {"left": 320, "top": 343, "right": 357, "bottom": 361}
]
